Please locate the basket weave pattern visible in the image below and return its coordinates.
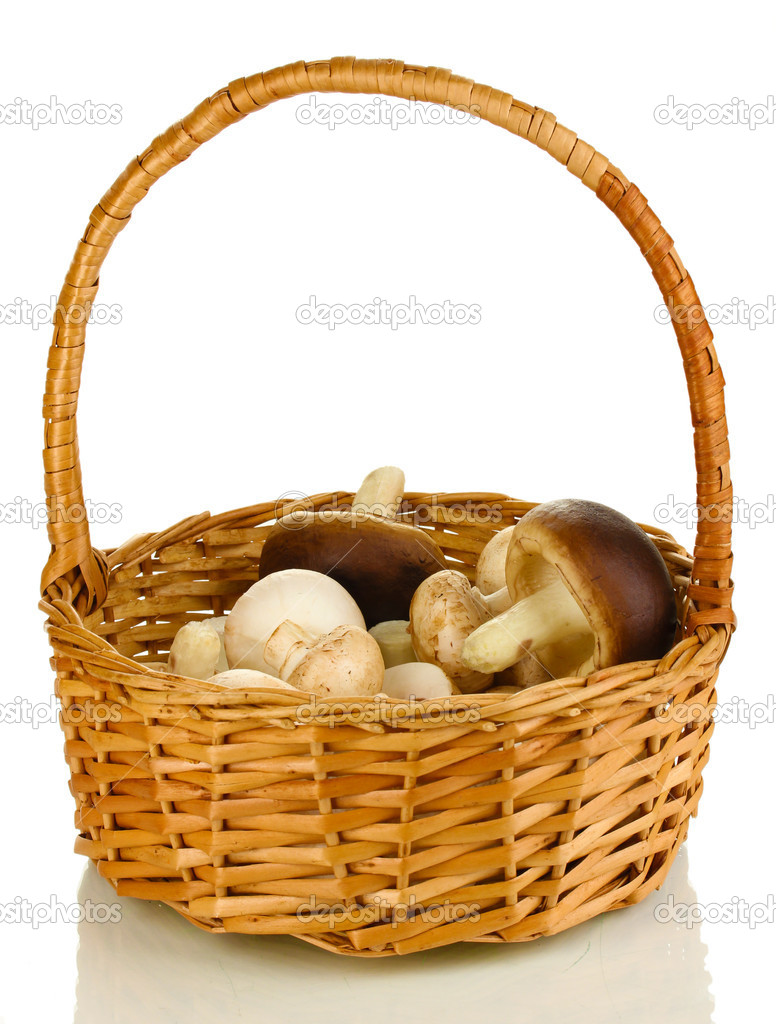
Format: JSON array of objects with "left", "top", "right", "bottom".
[{"left": 40, "top": 59, "right": 734, "bottom": 956}]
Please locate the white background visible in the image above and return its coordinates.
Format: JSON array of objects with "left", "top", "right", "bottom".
[{"left": 2, "top": 2, "right": 774, "bottom": 1021}]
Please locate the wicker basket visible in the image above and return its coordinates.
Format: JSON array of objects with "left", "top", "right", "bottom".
[{"left": 41, "top": 58, "right": 735, "bottom": 957}]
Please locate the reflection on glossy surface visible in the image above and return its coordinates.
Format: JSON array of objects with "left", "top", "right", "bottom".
[{"left": 75, "top": 847, "right": 712, "bottom": 1023}]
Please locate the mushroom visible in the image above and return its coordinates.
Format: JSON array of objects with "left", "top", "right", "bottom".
[
  {"left": 263, "top": 622, "right": 384, "bottom": 697},
  {"left": 224, "top": 568, "right": 365, "bottom": 675},
  {"left": 207, "top": 668, "right": 299, "bottom": 690},
  {"left": 461, "top": 499, "right": 678, "bottom": 677},
  {"left": 168, "top": 621, "right": 221, "bottom": 680},
  {"left": 257, "top": 466, "right": 446, "bottom": 627},
  {"left": 209, "top": 615, "right": 229, "bottom": 673},
  {"left": 368, "top": 620, "right": 417, "bottom": 668},
  {"left": 475, "top": 525, "right": 516, "bottom": 597},
  {"left": 381, "top": 662, "right": 457, "bottom": 700},
  {"left": 409, "top": 570, "right": 495, "bottom": 693}
]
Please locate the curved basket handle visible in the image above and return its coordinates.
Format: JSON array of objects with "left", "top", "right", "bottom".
[{"left": 41, "top": 57, "right": 735, "bottom": 636}]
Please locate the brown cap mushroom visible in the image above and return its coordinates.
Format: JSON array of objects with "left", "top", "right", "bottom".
[
  {"left": 257, "top": 467, "right": 446, "bottom": 627},
  {"left": 462, "top": 499, "right": 678, "bottom": 676}
]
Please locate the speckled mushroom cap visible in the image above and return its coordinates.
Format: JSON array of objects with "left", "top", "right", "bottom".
[{"left": 505, "top": 499, "right": 678, "bottom": 670}]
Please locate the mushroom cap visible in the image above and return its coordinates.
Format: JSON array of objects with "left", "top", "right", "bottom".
[
  {"left": 409, "top": 569, "right": 493, "bottom": 693},
  {"left": 258, "top": 511, "right": 446, "bottom": 627},
  {"left": 224, "top": 568, "right": 365, "bottom": 674},
  {"left": 382, "top": 662, "right": 455, "bottom": 701},
  {"left": 288, "top": 624, "right": 384, "bottom": 698},
  {"left": 506, "top": 499, "right": 677, "bottom": 670}
]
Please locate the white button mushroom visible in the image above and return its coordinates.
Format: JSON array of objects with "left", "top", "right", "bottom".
[
  {"left": 224, "top": 568, "right": 365, "bottom": 675},
  {"left": 368, "top": 620, "right": 417, "bottom": 668},
  {"left": 409, "top": 570, "right": 494, "bottom": 693},
  {"left": 168, "top": 621, "right": 222, "bottom": 680},
  {"left": 381, "top": 662, "right": 457, "bottom": 701},
  {"left": 264, "top": 621, "right": 384, "bottom": 697}
]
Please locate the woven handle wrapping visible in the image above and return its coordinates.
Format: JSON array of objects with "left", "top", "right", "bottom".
[{"left": 41, "top": 58, "right": 735, "bottom": 637}]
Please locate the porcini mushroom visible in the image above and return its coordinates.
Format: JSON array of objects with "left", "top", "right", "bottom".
[
  {"left": 168, "top": 621, "right": 221, "bottom": 680},
  {"left": 264, "top": 622, "right": 384, "bottom": 697},
  {"left": 462, "top": 499, "right": 678, "bottom": 677},
  {"left": 409, "top": 569, "right": 495, "bottom": 693},
  {"left": 257, "top": 466, "right": 446, "bottom": 627},
  {"left": 224, "top": 568, "right": 365, "bottom": 675},
  {"left": 381, "top": 662, "right": 457, "bottom": 700},
  {"left": 368, "top": 620, "right": 417, "bottom": 668}
]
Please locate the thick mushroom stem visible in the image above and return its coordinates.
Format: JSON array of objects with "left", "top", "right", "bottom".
[
  {"left": 369, "top": 620, "right": 417, "bottom": 668},
  {"left": 461, "top": 575, "right": 592, "bottom": 674},
  {"left": 264, "top": 620, "right": 315, "bottom": 679},
  {"left": 472, "top": 585, "right": 513, "bottom": 616},
  {"left": 351, "top": 466, "right": 405, "bottom": 518}
]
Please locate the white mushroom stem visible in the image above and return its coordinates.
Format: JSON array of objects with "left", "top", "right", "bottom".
[
  {"left": 461, "top": 575, "right": 592, "bottom": 674},
  {"left": 264, "top": 620, "right": 317, "bottom": 678},
  {"left": 350, "top": 465, "right": 405, "bottom": 518},
  {"left": 368, "top": 620, "right": 417, "bottom": 668},
  {"left": 169, "top": 621, "right": 221, "bottom": 680},
  {"left": 381, "top": 663, "right": 457, "bottom": 701},
  {"left": 472, "top": 585, "right": 513, "bottom": 616}
]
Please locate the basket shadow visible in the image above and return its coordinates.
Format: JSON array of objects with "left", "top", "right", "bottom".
[{"left": 73, "top": 845, "right": 712, "bottom": 1024}]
